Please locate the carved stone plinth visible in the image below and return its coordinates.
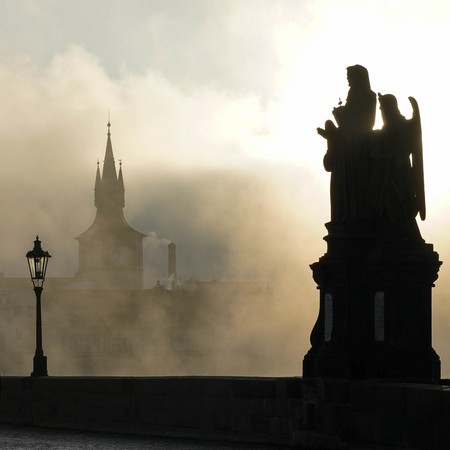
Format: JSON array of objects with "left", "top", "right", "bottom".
[{"left": 303, "top": 223, "right": 441, "bottom": 382}]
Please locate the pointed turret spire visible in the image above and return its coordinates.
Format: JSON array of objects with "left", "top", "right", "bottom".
[
  {"left": 94, "top": 121, "right": 125, "bottom": 213},
  {"left": 118, "top": 159, "right": 125, "bottom": 194},
  {"left": 94, "top": 159, "right": 102, "bottom": 208},
  {"left": 102, "top": 121, "right": 118, "bottom": 183}
]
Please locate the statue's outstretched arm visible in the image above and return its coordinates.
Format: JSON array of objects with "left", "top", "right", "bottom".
[{"left": 317, "top": 120, "right": 337, "bottom": 140}]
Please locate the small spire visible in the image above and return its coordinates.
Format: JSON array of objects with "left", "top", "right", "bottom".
[{"left": 107, "top": 120, "right": 111, "bottom": 137}]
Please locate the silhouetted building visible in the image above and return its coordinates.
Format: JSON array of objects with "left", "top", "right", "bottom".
[
  {"left": 0, "top": 122, "right": 277, "bottom": 377},
  {"left": 75, "top": 122, "right": 145, "bottom": 289}
]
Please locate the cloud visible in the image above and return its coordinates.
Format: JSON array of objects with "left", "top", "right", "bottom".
[
  {"left": 1, "top": 0, "right": 450, "bottom": 377},
  {"left": 0, "top": 40, "right": 321, "bottom": 329},
  {"left": 0, "top": 39, "right": 324, "bottom": 377}
]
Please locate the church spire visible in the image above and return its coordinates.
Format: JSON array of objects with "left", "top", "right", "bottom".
[
  {"left": 102, "top": 121, "right": 118, "bottom": 184},
  {"left": 94, "top": 121, "right": 125, "bottom": 213},
  {"left": 75, "top": 120, "right": 145, "bottom": 289}
]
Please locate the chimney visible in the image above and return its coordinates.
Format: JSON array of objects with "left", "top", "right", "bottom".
[{"left": 168, "top": 242, "right": 177, "bottom": 281}]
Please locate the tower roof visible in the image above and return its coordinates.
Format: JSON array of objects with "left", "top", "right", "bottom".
[
  {"left": 93, "top": 121, "right": 125, "bottom": 213},
  {"left": 76, "top": 122, "right": 145, "bottom": 241}
]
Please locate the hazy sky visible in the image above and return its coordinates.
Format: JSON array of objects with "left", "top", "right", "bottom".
[{"left": 1, "top": 0, "right": 450, "bottom": 373}]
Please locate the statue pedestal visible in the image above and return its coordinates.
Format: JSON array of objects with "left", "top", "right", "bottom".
[{"left": 303, "top": 223, "right": 441, "bottom": 382}]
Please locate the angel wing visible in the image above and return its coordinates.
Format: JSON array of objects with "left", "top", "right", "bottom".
[{"left": 408, "top": 96, "right": 426, "bottom": 221}]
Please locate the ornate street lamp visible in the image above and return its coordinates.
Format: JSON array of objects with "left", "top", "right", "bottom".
[{"left": 26, "top": 236, "right": 51, "bottom": 377}]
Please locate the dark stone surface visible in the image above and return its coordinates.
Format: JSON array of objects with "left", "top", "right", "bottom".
[
  {"left": 304, "top": 241, "right": 441, "bottom": 381},
  {"left": 1, "top": 376, "right": 450, "bottom": 449}
]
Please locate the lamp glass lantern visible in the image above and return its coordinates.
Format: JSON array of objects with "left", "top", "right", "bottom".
[{"left": 26, "top": 236, "right": 51, "bottom": 288}]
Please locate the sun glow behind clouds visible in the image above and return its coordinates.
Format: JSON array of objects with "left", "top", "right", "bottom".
[
  {"left": 0, "top": 0, "right": 450, "bottom": 374},
  {"left": 258, "top": 0, "right": 450, "bottom": 221}
]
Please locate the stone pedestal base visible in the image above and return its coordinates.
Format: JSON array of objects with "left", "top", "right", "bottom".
[{"left": 303, "top": 227, "right": 441, "bottom": 382}]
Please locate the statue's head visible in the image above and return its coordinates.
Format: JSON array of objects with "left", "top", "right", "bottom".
[
  {"left": 346, "top": 65, "right": 371, "bottom": 90},
  {"left": 378, "top": 93, "right": 402, "bottom": 126}
]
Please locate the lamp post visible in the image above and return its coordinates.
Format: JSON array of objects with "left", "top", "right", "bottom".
[{"left": 26, "top": 236, "right": 51, "bottom": 377}]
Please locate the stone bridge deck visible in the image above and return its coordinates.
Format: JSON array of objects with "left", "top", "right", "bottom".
[{"left": 0, "top": 376, "right": 449, "bottom": 449}]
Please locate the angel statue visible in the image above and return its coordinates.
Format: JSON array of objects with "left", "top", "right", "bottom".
[{"left": 372, "top": 94, "right": 425, "bottom": 242}]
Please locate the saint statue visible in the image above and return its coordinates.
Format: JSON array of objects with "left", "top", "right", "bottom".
[
  {"left": 317, "top": 65, "right": 425, "bottom": 244},
  {"left": 317, "top": 65, "right": 377, "bottom": 224}
]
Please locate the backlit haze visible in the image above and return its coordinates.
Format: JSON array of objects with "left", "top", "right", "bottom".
[{"left": 1, "top": 0, "right": 450, "bottom": 376}]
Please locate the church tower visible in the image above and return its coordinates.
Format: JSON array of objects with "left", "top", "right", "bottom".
[{"left": 75, "top": 122, "right": 145, "bottom": 289}]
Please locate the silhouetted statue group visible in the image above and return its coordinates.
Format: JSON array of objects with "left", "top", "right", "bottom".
[{"left": 317, "top": 64, "right": 425, "bottom": 243}]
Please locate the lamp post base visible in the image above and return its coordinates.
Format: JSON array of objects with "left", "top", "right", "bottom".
[{"left": 31, "top": 354, "right": 48, "bottom": 377}]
